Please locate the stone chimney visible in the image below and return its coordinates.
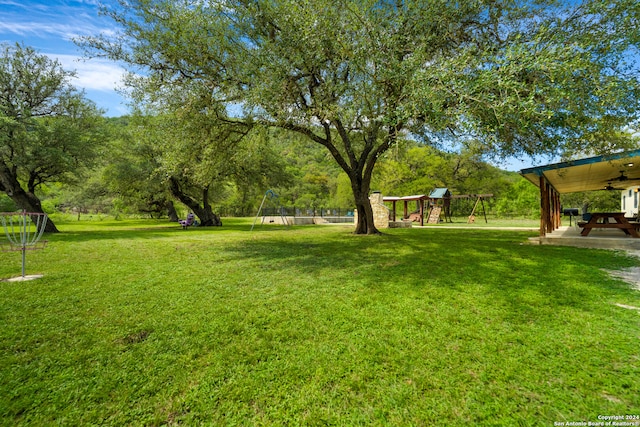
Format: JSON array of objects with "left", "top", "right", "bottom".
[{"left": 354, "top": 192, "right": 390, "bottom": 229}]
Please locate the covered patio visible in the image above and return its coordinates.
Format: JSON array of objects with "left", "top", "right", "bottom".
[
  {"left": 520, "top": 149, "right": 640, "bottom": 249},
  {"left": 383, "top": 195, "right": 429, "bottom": 226}
]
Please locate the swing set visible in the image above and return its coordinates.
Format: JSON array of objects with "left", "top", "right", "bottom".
[
  {"left": 384, "top": 191, "right": 493, "bottom": 224},
  {"left": 251, "top": 190, "right": 290, "bottom": 231},
  {"left": 462, "top": 194, "right": 492, "bottom": 223}
]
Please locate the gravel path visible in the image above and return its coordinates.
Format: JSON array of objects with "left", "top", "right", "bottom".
[{"left": 606, "top": 250, "right": 640, "bottom": 312}]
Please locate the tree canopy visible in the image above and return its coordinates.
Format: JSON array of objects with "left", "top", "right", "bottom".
[
  {"left": 0, "top": 43, "right": 106, "bottom": 232},
  {"left": 83, "top": 0, "right": 640, "bottom": 233}
]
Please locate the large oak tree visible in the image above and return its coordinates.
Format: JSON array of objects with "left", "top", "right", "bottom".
[
  {"left": 84, "top": 0, "right": 639, "bottom": 234},
  {"left": 0, "top": 43, "right": 106, "bottom": 232},
  {"left": 126, "top": 80, "right": 289, "bottom": 226}
]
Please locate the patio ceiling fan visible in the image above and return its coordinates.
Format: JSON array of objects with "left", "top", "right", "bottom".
[
  {"left": 604, "top": 182, "right": 625, "bottom": 191},
  {"left": 606, "top": 170, "right": 640, "bottom": 183}
]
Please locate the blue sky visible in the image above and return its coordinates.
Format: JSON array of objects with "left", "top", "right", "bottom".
[
  {"left": 0, "top": 0, "right": 553, "bottom": 171},
  {"left": 0, "top": 0, "right": 129, "bottom": 117}
]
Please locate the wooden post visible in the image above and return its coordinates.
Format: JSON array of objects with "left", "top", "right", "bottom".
[
  {"left": 546, "top": 182, "right": 554, "bottom": 234},
  {"left": 540, "top": 175, "right": 549, "bottom": 237},
  {"left": 468, "top": 196, "right": 480, "bottom": 223},
  {"left": 554, "top": 190, "right": 561, "bottom": 229},
  {"left": 552, "top": 188, "right": 556, "bottom": 230},
  {"left": 550, "top": 188, "right": 556, "bottom": 230},
  {"left": 480, "top": 197, "right": 488, "bottom": 223}
]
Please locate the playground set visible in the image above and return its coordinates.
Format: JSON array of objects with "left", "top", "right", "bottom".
[
  {"left": 378, "top": 189, "right": 493, "bottom": 227},
  {"left": 250, "top": 188, "right": 492, "bottom": 229}
]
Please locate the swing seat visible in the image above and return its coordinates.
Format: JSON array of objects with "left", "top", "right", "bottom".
[{"left": 179, "top": 213, "right": 195, "bottom": 229}]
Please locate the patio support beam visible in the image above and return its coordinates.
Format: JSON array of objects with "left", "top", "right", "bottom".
[
  {"left": 546, "top": 181, "right": 554, "bottom": 233},
  {"left": 540, "top": 175, "right": 550, "bottom": 237},
  {"left": 538, "top": 174, "right": 562, "bottom": 236},
  {"left": 551, "top": 186, "right": 556, "bottom": 231},
  {"left": 554, "top": 189, "right": 561, "bottom": 230}
]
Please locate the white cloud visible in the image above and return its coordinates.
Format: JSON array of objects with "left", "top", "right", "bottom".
[
  {"left": 0, "top": 1, "right": 115, "bottom": 42},
  {"left": 50, "top": 54, "right": 126, "bottom": 93},
  {"left": 0, "top": 1, "right": 129, "bottom": 114}
]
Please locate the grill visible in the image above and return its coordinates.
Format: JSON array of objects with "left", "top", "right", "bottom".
[{"left": 563, "top": 208, "right": 580, "bottom": 226}]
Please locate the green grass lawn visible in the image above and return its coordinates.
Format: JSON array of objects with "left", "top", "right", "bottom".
[{"left": 1, "top": 218, "right": 639, "bottom": 426}]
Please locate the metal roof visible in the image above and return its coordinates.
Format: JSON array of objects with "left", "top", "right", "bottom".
[
  {"left": 383, "top": 195, "right": 427, "bottom": 201},
  {"left": 520, "top": 149, "right": 640, "bottom": 194},
  {"left": 429, "top": 188, "right": 451, "bottom": 199}
]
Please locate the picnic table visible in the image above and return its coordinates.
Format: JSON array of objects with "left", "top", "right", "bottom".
[{"left": 578, "top": 212, "right": 639, "bottom": 237}]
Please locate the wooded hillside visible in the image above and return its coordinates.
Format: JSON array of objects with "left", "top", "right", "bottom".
[{"left": 0, "top": 118, "right": 623, "bottom": 220}]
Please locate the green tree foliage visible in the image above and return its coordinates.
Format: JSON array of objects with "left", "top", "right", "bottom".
[
  {"left": 372, "top": 142, "right": 509, "bottom": 198},
  {"left": 101, "top": 117, "right": 176, "bottom": 219},
  {"left": 0, "top": 43, "right": 106, "bottom": 232},
  {"left": 129, "top": 111, "right": 239, "bottom": 226},
  {"left": 219, "top": 128, "right": 294, "bottom": 217},
  {"left": 128, "top": 108, "right": 291, "bottom": 225},
  {"left": 0, "top": 193, "right": 16, "bottom": 211},
  {"left": 121, "top": 59, "right": 295, "bottom": 224},
  {"left": 60, "top": 173, "right": 112, "bottom": 217},
  {"left": 83, "top": 0, "right": 638, "bottom": 233},
  {"left": 561, "top": 190, "right": 621, "bottom": 214},
  {"left": 263, "top": 129, "right": 347, "bottom": 212},
  {"left": 494, "top": 177, "right": 542, "bottom": 219}
]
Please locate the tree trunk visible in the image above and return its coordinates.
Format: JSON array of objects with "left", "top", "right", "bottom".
[
  {"left": 351, "top": 176, "right": 379, "bottom": 235},
  {"left": 168, "top": 177, "right": 222, "bottom": 226},
  {"left": 199, "top": 187, "right": 222, "bottom": 226},
  {"left": 354, "top": 194, "right": 379, "bottom": 234},
  {"left": 166, "top": 200, "right": 179, "bottom": 222},
  {"left": 0, "top": 162, "right": 59, "bottom": 233},
  {"left": 194, "top": 199, "right": 222, "bottom": 226},
  {"left": 280, "top": 118, "right": 386, "bottom": 235}
]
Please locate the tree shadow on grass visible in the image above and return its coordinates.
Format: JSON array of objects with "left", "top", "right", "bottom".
[
  {"left": 43, "top": 218, "right": 259, "bottom": 243},
  {"left": 35, "top": 221, "right": 639, "bottom": 319},
  {"left": 219, "top": 227, "right": 638, "bottom": 318}
]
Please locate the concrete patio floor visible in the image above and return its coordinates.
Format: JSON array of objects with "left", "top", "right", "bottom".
[{"left": 531, "top": 225, "right": 640, "bottom": 250}]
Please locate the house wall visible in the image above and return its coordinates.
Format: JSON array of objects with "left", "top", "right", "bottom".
[{"left": 621, "top": 187, "right": 640, "bottom": 217}]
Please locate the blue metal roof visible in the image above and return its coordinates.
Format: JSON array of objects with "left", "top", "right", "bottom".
[
  {"left": 429, "top": 188, "right": 451, "bottom": 198},
  {"left": 519, "top": 149, "right": 640, "bottom": 193},
  {"left": 520, "top": 149, "right": 640, "bottom": 177}
]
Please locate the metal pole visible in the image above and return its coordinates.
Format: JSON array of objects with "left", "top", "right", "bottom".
[
  {"left": 21, "top": 211, "right": 27, "bottom": 278},
  {"left": 251, "top": 192, "right": 270, "bottom": 231},
  {"left": 21, "top": 246, "right": 26, "bottom": 278}
]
